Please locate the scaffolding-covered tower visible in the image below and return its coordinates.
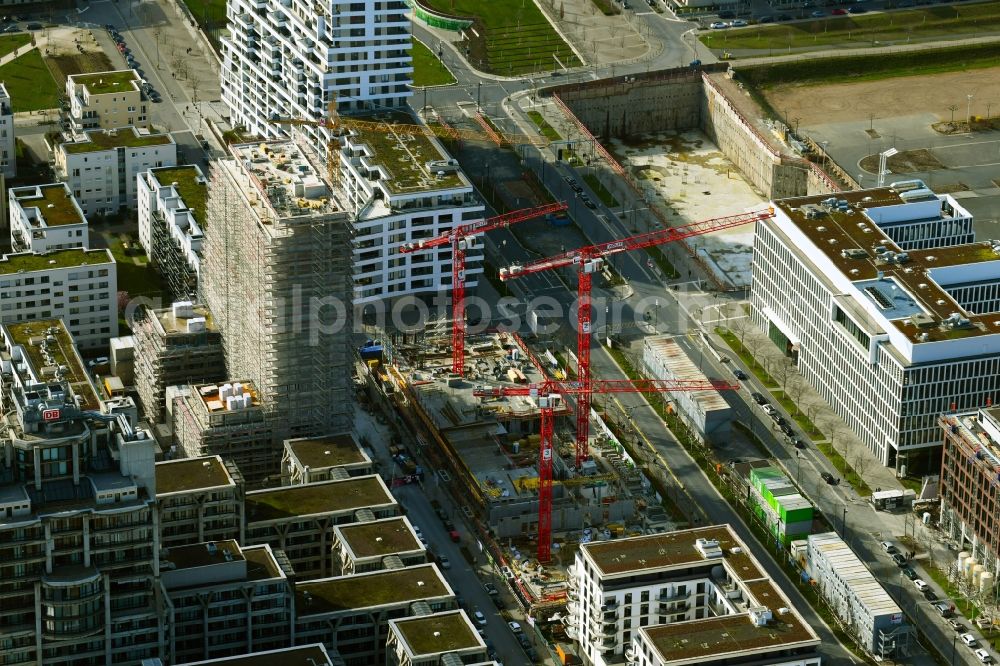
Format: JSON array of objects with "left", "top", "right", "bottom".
[
  {"left": 173, "top": 380, "right": 277, "bottom": 487},
  {"left": 132, "top": 301, "right": 226, "bottom": 425},
  {"left": 202, "top": 141, "right": 353, "bottom": 445}
]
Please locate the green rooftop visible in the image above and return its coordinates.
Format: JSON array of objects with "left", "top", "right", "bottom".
[
  {"left": 155, "top": 456, "right": 234, "bottom": 495},
  {"left": 0, "top": 248, "right": 112, "bottom": 275},
  {"left": 62, "top": 128, "right": 172, "bottom": 154},
  {"left": 338, "top": 517, "right": 421, "bottom": 559},
  {"left": 13, "top": 184, "right": 85, "bottom": 227},
  {"left": 394, "top": 612, "right": 481, "bottom": 656},
  {"left": 245, "top": 475, "right": 393, "bottom": 522},
  {"left": 297, "top": 565, "right": 450, "bottom": 615},
  {"left": 70, "top": 70, "right": 140, "bottom": 96},
  {"left": 3, "top": 319, "right": 100, "bottom": 411},
  {"left": 350, "top": 111, "right": 464, "bottom": 194},
  {"left": 151, "top": 166, "right": 207, "bottom": 226},
  {"left": 287, "top": 433, "right": 367, "bottom": 470}
]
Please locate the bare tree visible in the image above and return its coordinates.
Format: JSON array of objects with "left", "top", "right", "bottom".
[
  {"left": 731, "top": 313, "right": 750, "bottom": 348},
  {"left": 786, "top": 374, "right": 807, "bottom": 417},
  {"left": 771, "top": 361, "right": 791, "bottom": 395}
]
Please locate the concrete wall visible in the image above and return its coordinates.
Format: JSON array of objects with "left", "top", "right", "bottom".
[{"left": 550, "top": 66, "right": 837, "bottom": 201}]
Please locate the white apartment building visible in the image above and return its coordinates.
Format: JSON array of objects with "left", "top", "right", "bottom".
[
  {"left": 804, "top": 533, "right": 910, "bottom": 658},
  {"left": 9, "top": 183, "right": 89, "bottom": 253},
  {"left": 220, "top": 0, "right": 412, "bottom": 146},
  {"left": 65, "top": 69, "right": 148, "bottom": 132},
  {"left": 0, "top": 248, "right": 117, "bottom": 350},
  {"left": 750, "top": 181, "right": 999, "bottom": 472},
  {"left": 0, "top": 82, "right": 14, "bottom": 178},
  {"left": 339, "top": 120, "right": 484, "bottom": 304},
  {"left": 137, "top": 164, "right": 207, "bottom": 299},
  {"left": 567, "top": 525, "right": 820, "bottom": 666},
  {"left": 55, "top": 127, "right": 177, "bottom": 216}
]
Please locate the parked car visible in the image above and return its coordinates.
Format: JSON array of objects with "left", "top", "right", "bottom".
[
  {"left": 793, "top": 438, "right": 806, "bottom": 449},
  {"left": 880, "top": 541, "right": 899, "bottom": 555},
  {"left": 902, "top": 566, "right": 918, "bottom": 580},
  {"left": 751, "top": 392, "right": 767, "bottom": 405},
  {"left": 758, "top": 15, "right": 775, "bottom": 22},
  {"left": 2, "top": 24, "right": 19, "bottom": 33},
  {"left": 731, "top": 18, "right": 748, "bottom": 26},
  {"left": 439, "top": 555, "right": 451, "bottom": 569},
  {"left": 975, "top": 649, "right": 993, "bottom": 663},
  {"left": 924, "top": 589, "right": 939, "bottom": 602},
  {"left": 780, "top": 423, "right": 795, "bottom": 437},
  {"left": 761, "top": 404, "right": 776, "bottom": 415},
  {"left": 709, "top": 21, "right": 728, "bottom": 28},
  {"left": 771, "top": 414, "right": 786, "bottom": 426},
  {"left": 583, "top": 198, "right": 597, "bottom": 210},
  {"left": 831, "top": 8, "right": 848, "bottom": 13},
  {"left": 734, "top": 369, "right": 748, "bottom": 380},
  {"left": 776, "top": 14, "right": 793, "bottom": 20},
  {"left": 25, "top": 22, "right": 42, "bottom": 30},
  {"left": 821, "top": 472, "right": 839, "bottom": 485},
  {"left": 949, "top": 618, "right": 968, "bottom": 632},
  {"left": 848, "top": 5, "right": 867, "bottom": 12},
  {"left": 484, "top": 582, "right": 499, "bottom": 596},
  {"left": 961, "top": 633, "right": 979, "bottom": 648},
  {"left": 508, "top": 621, "right": 523, "bottom": 634},
  {"left": 934, "top": 602, "right": 954, "bottom": 617},
  {"left": 474, "top": 611, "right": 487, "bottom": 627},
  {"left": 811, "top": 9, "right": 826, "bottom": 15},
  {"left": 913, "top": 578, "right": 929, "bottom": 591},
  {"left": 718, "top": 9, "right": 736, "bottom": 17},
  {"left": 892, "top": 553, "right": 908, "bottom": 567}
]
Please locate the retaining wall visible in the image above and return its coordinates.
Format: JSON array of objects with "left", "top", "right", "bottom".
[
  {"left": 406, "top": 0, "right": 473, "bottom": 30},
  {"left": 548, "top": 65, "right": 838, "bottom": 201}
]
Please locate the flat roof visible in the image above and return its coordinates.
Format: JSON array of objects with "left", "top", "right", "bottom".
[
  {"left": 4, "top": 319, "right": 100, "bottom": 411},
  {"left": 336, "top": 517, "right": 421, "bottom": 559},
  {"left": 243, "top": 544, "right": 284, "bottom": 580},
  {"left": 808, "top": 532, "right": 902, "bottom": 617},
  {"left": 194, "top": 380, "right": 261, "bottom": 414},
  {"left": 12, "top": 184, "right": 86, "bottom": 227},
  {"left": 230, "top": 141, "right": 341, "bottom": 218},
  {"left": 179, "top": 645, "right": 332, "bottom": 666},
  {"left": 155, "top": 456, "right": 234, "bottom": 495},
  {"left": 582, "top": 525, "right": 762, "bottom": 580},
  {"left": 62, "top": 127, "right": 172, "bottom": 154},
  {"left": 0, "top": 248, "right": 113, "bottom": 274},
  {"left": 162, "top": 539, "right": 244, "bottom": 570},
  {"left": 153, "top": 302, "right": 218, "bottom": 334},
  {"left": 245, "top": 475, "right": 393, "bottom": 522},
  {"left": 297, "top": 564, "right": 450, "bottom": 615},
  {"left": 348, "top": 111, "right": 464, "bottom": 194},
  {"left": 393, "top": 611, "right": 482, "bottom": 656},
  {"left": 286, "top": 433, "right": 367, "bottom": 470},
  {"left": 642, "top": 608, "right": 816, "bottom": 664},
  {"left": 774, "top": 185, "right": 1000, "bottom": 343},
  {"left": 69, "top": 69, "right": 140, "bottom": 95},
  {"left": 150, "top": 165, "right": 207, "bottom": 225}
]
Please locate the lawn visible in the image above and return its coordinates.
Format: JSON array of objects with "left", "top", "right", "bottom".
[
  {"left": 421, "top": 0, "right": 581, "bottom": 74},
  {"left": 180, "top": 0, "right": 227, "bottom": 51},
  {"left": 0, "top": 49, "right": 59, "bottom": 112},
  {"left": 715, "top": 327, "right": 779, "bottom": 388},
  {"left": 107, "top": 236, "right": 169, "bottom": 301},
  {"left": 584, "top": 173, "right": 619, "bottom": 207},
  {"left": 702, "top": 0, "right": 1000, "bottom": 52},
  {"left": 527, "top": 110, "right": 562, "bottom": 141},
  {"left": 645, "top": 246, "right": 679, "bottom": 279},
  {"left": 0, "top": 33, "right": 30, "bottom": 59},
  {"left": 411, "top": 38, "right": 456, "bottom": 87}
]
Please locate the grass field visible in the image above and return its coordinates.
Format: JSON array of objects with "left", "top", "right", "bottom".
[
  {"left": 702, "top": 0, "right": 1000, "bottom": 52},
  {"left": 0, "top": 33, "right": 30, "bottom": 59},
  {"left": 0, "top": 49, "right": 60, "bottom": 112},
  {"left": 527, "top": 110, "right": 562, "bottom": 141},
  {"left": 411, "top": 39, "right": 456, "bottom": 87},
  {"left": 180, "top": 0, "right": 226, "bottom": 26},
  {"left": 739, "top": 41, "right": 1000, "bottom": 88},
  {"left": 584, "top": 173, "right": 619, "bottom": 207},
  {"left": 422, "top": 0, "right": 580, "bottom": 74}
]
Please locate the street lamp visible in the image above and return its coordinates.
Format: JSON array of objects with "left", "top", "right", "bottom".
[
  {"left": 967, "top": 93, "right": 975, "bottom": 128},
  {"left": 878, "top": 148, "right": 898, "bottom": 188}
]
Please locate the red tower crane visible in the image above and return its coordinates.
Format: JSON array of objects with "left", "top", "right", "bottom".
[
  {"left": 474, "top": 378, "right": 738, "bottom": 562},
  {"left": 398, "top": 202, "right": 568, "bottom": 375},
  {"left": 498, "top": 208, "right": 775, "bottom": 468}
]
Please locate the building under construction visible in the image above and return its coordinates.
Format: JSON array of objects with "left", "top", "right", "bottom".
[
  {"left": 363, "top": 327, "right": 665, "bottom": 610},
  {"left": 202, "top": 140, "right": 353, "bottom": 445},
  {"left": 132, "top": 301, "right": 226, "bottom": 427},
  {"left": 172, "top": 380, "right": 276, "bottom": 488}
]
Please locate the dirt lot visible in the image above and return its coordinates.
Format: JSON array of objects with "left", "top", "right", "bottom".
[
  {"left": 764, "top": 65, "right": 1000, "bottom": 125},
  {"left": 41, "top": 26, "right": 114, "bottom": 90}
]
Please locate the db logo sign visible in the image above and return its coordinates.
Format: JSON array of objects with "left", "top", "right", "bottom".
[{"left": 42, "top": 409, "right": 61, "bottom": 421}]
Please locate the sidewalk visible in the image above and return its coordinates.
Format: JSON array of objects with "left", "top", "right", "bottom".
[{"left": 704, "top": 307, "right": 905, "bottom": 495}]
